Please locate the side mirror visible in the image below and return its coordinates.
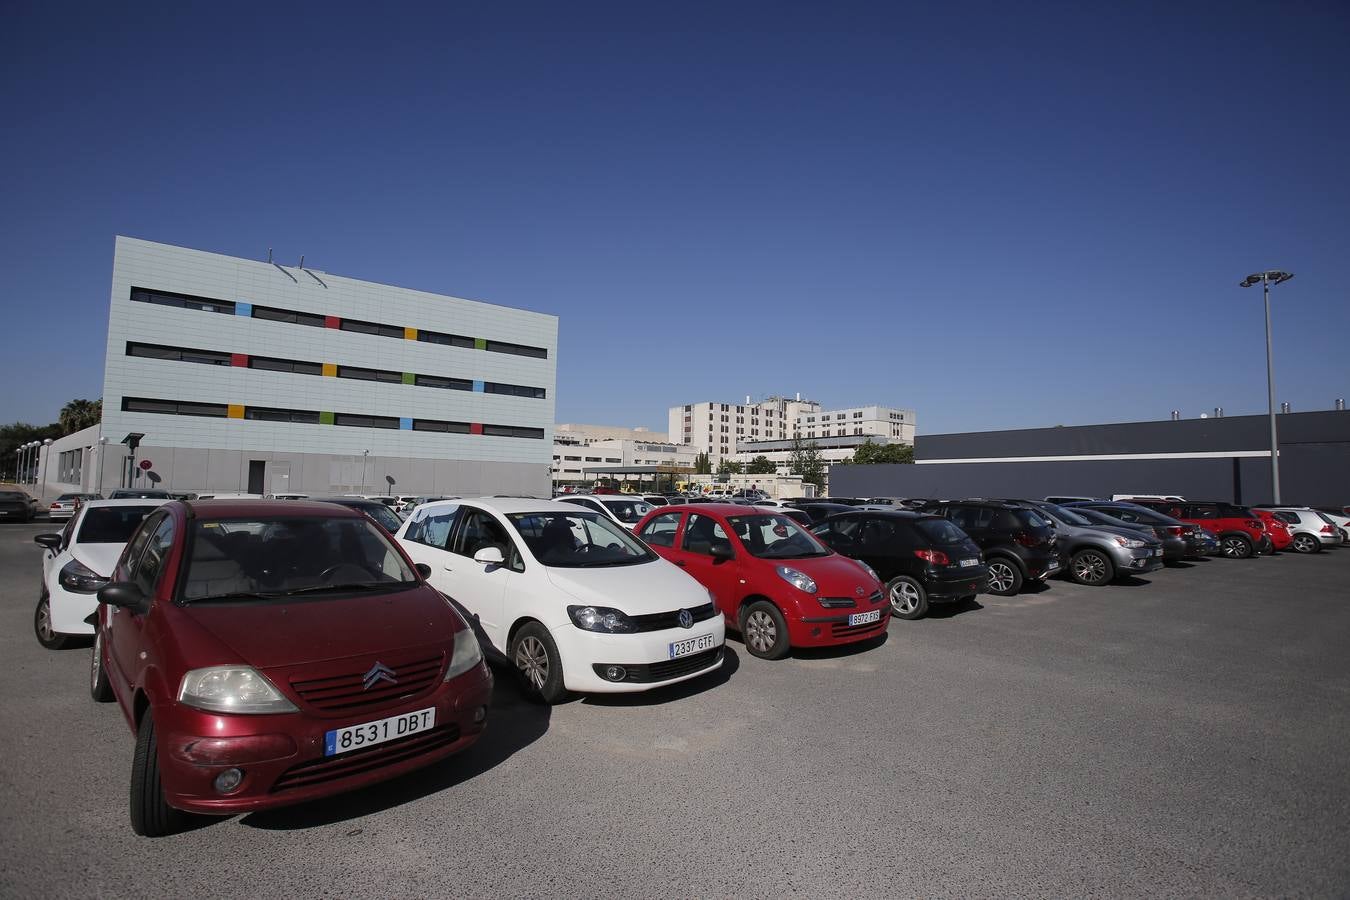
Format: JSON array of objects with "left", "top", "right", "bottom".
[
  {"left": 97, "top": 582, "right": 148, "bottom": 614},
  {"left": 33, "top": 533, "right": 62, "bottom": 550},
  {"left": 473, "top": 546, "right": 505, "bottom": 567},
  {"left": 414, "top": 562, "right": 432, "bottom": 579},
  {"left": 710, "top": 542, "right": 734, "bottom": 561}
]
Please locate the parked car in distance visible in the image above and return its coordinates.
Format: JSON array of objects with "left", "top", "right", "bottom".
[
  {"left": 33, "top": 499, "right": 170, "bottom": 649},
  {"left": 556, "top": 494, "right": 653, "bottom": 530},
  {"left": 1013, "top": 501, "right": 1164, "bottom": 585},
  {"left": 266, "top": 492, "right": 309, "bottom": 501},
  {"left": 1, "top": 490, "right": 37, "bottom": 522},
  {"left": 1249, "top": 509, "right": 1294, "bottom": 552},
  {"left": 1043, "top": 495, "right": 1098, "bottom": 505},
  {"left": 398, "top": 498, "right": 724, "bottom": 702},
  {"left": 1253, "top": 506, "right": 1341, "bottom": 553},
  {"left": 918, "top": 500, "right": 1060, "bottom": 596},
  {"left": 193, "top": 492, "right": 264, "bottom": 501},
  {"left": 1065, "top": 502, "right": 1203, "bottom": 560},
  {"left": 92, "top": 499, "right": 491, "bottom": 836},
  {"left": 1113, "top": 494, "right": 1185, "bottom": 502},
  {"left": 809, "top": 510, "right": 986, "bottom": 619},
  {"left": 107, "top": 489, "right": 173, "bottom": 500},
  {"left": 1315, "top": 508, "right": 1350, "bottom": 542},
  {"left": 1127, "top": 500, "right": 1272, "bottom": 559},
  {"left": 634, "top": 503, "right": 886, "bottom": 659},
  {"left": 310, "top": 496, "right": 405, "bottom": 534},
  {"left": 47, "top": 492, "right": 102, "bottom": 521},
  {"left": 778, "top": 507, "right": 814, "bottom": 528},
  {"left": 788, "top": 502, "right": 856, "bottom": 524}
]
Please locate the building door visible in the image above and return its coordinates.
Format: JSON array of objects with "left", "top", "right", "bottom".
[{"left": 247, "top": 460, "right": 266, "bottom": 495}]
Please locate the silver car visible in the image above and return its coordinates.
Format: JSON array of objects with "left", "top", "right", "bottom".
[
  {"left": 1020, "top": 501, "right": 1166, "bottom": 585},
  {"left": 1253, "top": 507, "right": 1341, "bottom": 553}
]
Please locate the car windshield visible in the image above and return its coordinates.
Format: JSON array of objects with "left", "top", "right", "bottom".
[
  {"left": 110, "top": 490, "right": 169, "bottom": 499},
  {"left": 914, "top": 517, "right": 969, "bottom": 544},
  {"left": 600, "top": 498, "right": 652, "bottom": 523},
  {"left": 727, "top": 514, "right": 830, "bottom": 559},
  {"left": 76, "top": 506, "right": 160, "bottom": 543},
  {"left": 0, "top": 492, "right": 27, "bottom": 500},
  {"left": 57, "top": 493, "right": 80, "bottom": 501},
  {"left": 324, "top": 501, "right": 403, "bottom": 533},
  {"left": 508, "top": 512, "right": 656, "bottom": 568},
  {"left": 1040, "top": 503, "right": 1095, "bottom": 527},
  {"left": 182, "top": 516, "right": 418, "bottom": 602}
]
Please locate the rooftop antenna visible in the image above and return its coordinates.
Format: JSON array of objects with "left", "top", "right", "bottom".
[
  {"left": 299, "top": 254, "right": 305, "bottom": 269},
  {"left": 267, "top": 247, "right": 273, "bottom": 264}
]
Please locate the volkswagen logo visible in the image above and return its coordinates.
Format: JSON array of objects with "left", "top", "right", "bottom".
[
  {"left": 678, "top": 609, "right": 694, "bottom": 629},
  {"left": 362, "top": 662, "right": 397, "bottom": 690}
]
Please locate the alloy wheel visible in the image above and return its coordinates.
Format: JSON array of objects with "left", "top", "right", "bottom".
[
  {"left": 1292, "top": 534, "right": 1317, "bottom": 553},
  {"left": 744, "top": 610, "right": 778, "bottom": 653},
  {"left": 1222, "top": 537, "right": 1249, "bottom": 558},
  {"left": 35, "top": 598, "right": 54, "bottom": 643},
  {"left": 889, "top": 582, "right": 920, "bottom": 615},
  {"left": 987, "top": 562, "right": 1015, "bottom": 593},
  {"left": 1073, "top": 553, "right": 1108, "bottom": 584},
  {"left": 515, "top": 636, "right": 548, "bottom": 689}
]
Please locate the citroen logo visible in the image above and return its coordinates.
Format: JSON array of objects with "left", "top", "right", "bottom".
[
  {"left": 678, "top": 609, "right": 694, "bottom": 629},
  {"left": 362, "top": 662, "right": 397, "bottom": 690}
]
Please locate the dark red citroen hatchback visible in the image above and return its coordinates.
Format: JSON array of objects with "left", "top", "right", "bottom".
[{"left": 92, "top": 500, "right": 492, "bottom": 836}]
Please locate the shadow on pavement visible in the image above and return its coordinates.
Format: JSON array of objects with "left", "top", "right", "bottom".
[
  {"left": 788, "top": 631, "right": 889, "bottom": 660},
  {"left": 923, "top": 597, "right": 985, "bottom": 618},
  {"left": 580, "top": 646, "right": 740, "bottom": 707}
]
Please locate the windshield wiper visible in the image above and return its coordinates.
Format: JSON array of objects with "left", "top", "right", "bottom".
[
  {"left": 281, "top": 582, "right": 395, "bottom": 596},
  {"left": 185, "top": 591, "right": 284, "bottom": 604}
]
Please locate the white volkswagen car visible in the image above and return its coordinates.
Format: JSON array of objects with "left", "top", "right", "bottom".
[
  {"left": 396, "top": 498, "right": 724, "bottom": 703},
  {"left": 555, "top": 494, "right": 653, "bottom": 531},
  {"left": 33, "top": 498, "right": 169, "bottom": 649}
]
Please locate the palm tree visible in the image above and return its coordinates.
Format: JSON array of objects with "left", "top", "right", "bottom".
[{"left": 58, "top": 398, "right": 102, "bottom": 435}]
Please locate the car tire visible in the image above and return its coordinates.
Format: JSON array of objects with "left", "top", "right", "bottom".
[
  {"left": 1069, "top": 549, "right": 1115, "bottom": 586},
  {"left": 90, "top": 628, "right": 114, "bottom": 703},
  {"left": 739, "top": 600, "right": 790, "bottom": 660},
  {"left": 509, "top": 622, "right": 568, "bottom": 704},
  {"left": 1290, "top": 533, "right": 1321, "bottom": 554},
  {"left": 886, "top": 576, "right": 929, "bottom": 620},
  {"left": 34, "top": 591, "right": 72, "bottom": 650},
  {"left": 129, "top": 713, "right": 183, "bottom": 838},
  {"left": 1220, "top": 535, "right": 1254, "bottom": 559},
  {"left": 984, "top": 557, "right": 1023, "bottom": 596}
]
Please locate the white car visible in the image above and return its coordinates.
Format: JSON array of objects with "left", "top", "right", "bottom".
[
  {"left": 1254, "top": 506, "right": 1343, "bottom": 552},
  {"left": 396, "top": 498, "right": 724, "bottom": 703},
  {"left": 556, "top": 494, "right": 653, "bottom": 531},
  {"left": 1317, "top": 508, "right": 1350, "bottom": 542},
  {"left": 33, "top": 498, "right": 170, "bottom": 649}
]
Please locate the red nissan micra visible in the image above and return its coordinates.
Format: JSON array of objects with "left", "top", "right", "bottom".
[
  {"left": 91, "top": 500, "right": 492, "bottom": 836},
  {"left": 634, "top": 503, "right": 888, "bottom": 659}
]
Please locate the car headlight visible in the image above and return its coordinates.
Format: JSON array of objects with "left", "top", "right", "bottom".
[
  {"left": 855, "top": 561, "right": 880, "bottom": 583},
  {"left": 59, "top": 559, "right": 108, "bottom": 593},
  {"left": 567, "top": 605, "right": 638, "bottom": 633},
  {"left": 444, "top": 623, "right": 484, "bottom": 681},
  {"left": 178, "top": 666, "right": 298, "bottom": 714},
  {"left": 776, "top": 566, "right": 817, "bottom": 594},
  {"left": 1114, "top": 536, "right": 1145, "bottom": 548}
]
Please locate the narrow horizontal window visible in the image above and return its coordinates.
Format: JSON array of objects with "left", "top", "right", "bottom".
[
  {"left": 129, "top": 287, "right": 235, "bottom": 315},
  {"left": 484, "top": 382, "right": 547, "bottom": 399},
  {"left": 484, "top": 340, "right": 547, "bottom": 359},
  {"left": 333, "top": 413, "right": 399, "bottom": 429},
  {"left": 482, "top": 424, "right": 545, "bottom": 439},
  {"left": 245, "top": 407, "right": 321, "bottom": 424},
  {"left": 412, "top": 419, "right": 472, "bottom": 433},
  {"left": 340, "top": 319, "right": 403, "bottom": 339},
  {"left": 337, "top": 365, "right": 402, "bottom": 383},
  {"left": 126, "top": 342, "right": 231, "bottom": 365},
  {"left": 121, "top": 397, "right": 228, "bottom": 418},
  {"left": 251, "top": 305, "right": 327, "bottom": 328},
  {"left": 248, "top": 356, "right": 323, "bottom": 376},
  {"left": 417, "top": 330, "right": 476, "bottom": 349},
  {"left": 414, "top": 374, "right": 473, "bottom": 391}
]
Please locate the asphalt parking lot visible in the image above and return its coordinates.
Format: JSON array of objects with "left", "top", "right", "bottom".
[{"left": 2, "top": 521, "right": 1348, "bottom": 898}]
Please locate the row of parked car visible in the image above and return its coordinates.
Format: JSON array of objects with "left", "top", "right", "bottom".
[{"left": 23, "top": 488, "right": 1345, "bottom": 836}]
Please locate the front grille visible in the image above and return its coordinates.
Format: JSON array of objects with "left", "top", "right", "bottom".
[
  {"left": 593, "top": 647, "right": 723, "bottom": 684},
  {"left": 290, "top": 654, "right": 444, "bottom": 714},
  {"left": 829, "top": 617, "right": 888, "bottom": 640},
  {"left": 628, "top": 602, "right": 718, "bottom": 632},
  {"left": 271, "top": 724, "right": 462, "bottom": 793}
]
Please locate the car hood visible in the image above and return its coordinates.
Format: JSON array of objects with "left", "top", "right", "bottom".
[
  {"left": 177, "top": 584, "right": 459, "bottom": 668},
  {"left": 71, "top": 543, "right": 126, "bottom": 578},
  {"left": 545, "top": 559, "right": 710, "bottom": 615},
  {"left": 773, "top": 552, "right": 880, "bottom": 597}
]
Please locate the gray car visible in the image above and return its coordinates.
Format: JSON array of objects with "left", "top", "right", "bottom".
[{"left": 1015, "top": 500, "right": 1166, "bottom": 586}]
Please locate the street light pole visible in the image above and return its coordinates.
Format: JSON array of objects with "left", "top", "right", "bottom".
[
  {"left": 39, "top": 438, "right": 53, "bottom": 505},
  {"left": 1241, "top": 270, "right": 1293, "bottom": 504}
]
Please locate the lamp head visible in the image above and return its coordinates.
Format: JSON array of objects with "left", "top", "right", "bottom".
[{"left": 1240, "top": 270, "right": 1294, "bottom": 288}]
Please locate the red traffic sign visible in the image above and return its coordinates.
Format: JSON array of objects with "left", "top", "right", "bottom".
[{"left": 139, "top": 459, "right": 153, "bottom": 470}]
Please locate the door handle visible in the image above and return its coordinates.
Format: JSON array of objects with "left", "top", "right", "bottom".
[{"left": 443, "top": 564, "right": 454, "bottom": 571}]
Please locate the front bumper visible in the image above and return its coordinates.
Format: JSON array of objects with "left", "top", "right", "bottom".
[
  {"left": 554, "top": 615, "right": 727, "bottom": 693},
  {"left": 157, "top": 661, "right": 493, "bottom": 816},
  {"left": 793, "top": 607, "right": 892, "bottom": 647},
  {"left": 924, "top": 568, "right": 989, "bottom": 600},
  {"left": 47, "top": 582, "right": 98, "bottom": 635}
]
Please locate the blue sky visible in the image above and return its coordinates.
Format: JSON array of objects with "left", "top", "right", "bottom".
[{"left": 2, "top": 1, "right": 1347, "bottom": 435}]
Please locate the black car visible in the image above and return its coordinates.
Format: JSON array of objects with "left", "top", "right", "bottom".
[
  {"left": 107, "top": 489, "right": 172, "bottom": 500},
  {"left": 810, "top": 510, "right": 987, "bottom": 619},
  {"left": 789, "top": 501, "right": 856, "bottom": 524},
  {"left": 918, "top": 500, "right": 1059, "bottom": 595},
  {"left": 1066, "top": 502, "right": 1201, "bottom": 560},
  {"left": 0, "top": 490, "right": 36, "bottom": 522},
  {"left": 311, "top": 496, "right": 405, "bottom": 534}
]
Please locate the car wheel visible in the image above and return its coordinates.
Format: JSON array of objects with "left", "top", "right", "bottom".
[
  {"left": 985, "top": 558, "right": 1023, "bottom": 596},
  {"left": 509, "top": 622, "right": 568, "bottom": 704},
  {"left": 129, "top": 713, "right": 183, "bottom": 837},
  {"left": 1290, "top": 534, "right": 1321, "bottom": 554},
  {"left": 34, "top": 592, "right": 71, "bottom": 650},
  {"left": 1220, "top": 535, "right": 1254, "bottom": 559},
  {"left": 1070, "top": 549, "right": 1115, "bottom": 586},
  {"left": 90, "top": 628, "right": 114, "bottom": 702},
  {"left": 739, "top": 600, "right": 790, "bottom": 660},
  {"left": 886, "top": 576, "right": 929, "bottom": 620}
]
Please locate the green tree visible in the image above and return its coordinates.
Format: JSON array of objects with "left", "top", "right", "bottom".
[
  {"left": 788, "top": 437, "right": 825, "bottom": 491},
  {"left": 58, "top": 398, "right": 102, "bottom": 435},
  {"left": 717, "top": 458, "right": 743, "bottom": 475},
  {"left": 0, "top": 422, "right": 62, "bottom": 482},
  {"left": 839, "top": 439, "right": 914, "bottom": 465},
  {"left": 746, "top": 455, "right": 777, "bottom": 475},
  {"left": 692, "top": 451, "right": 712, "bottom": 475}
]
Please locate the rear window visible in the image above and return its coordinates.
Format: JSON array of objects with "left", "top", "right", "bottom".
[
  {"left": 997, "top": 509, "right": 1052, "bottom": 533},
  {"left": 914, "top": 517, "right": 968, "bottom": 544},
  {"left": 600, "top": 499, "right": 652, "bottom": 524},
  {"left": 76, "top": 506, "right": 160, "bottom": 543}
]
